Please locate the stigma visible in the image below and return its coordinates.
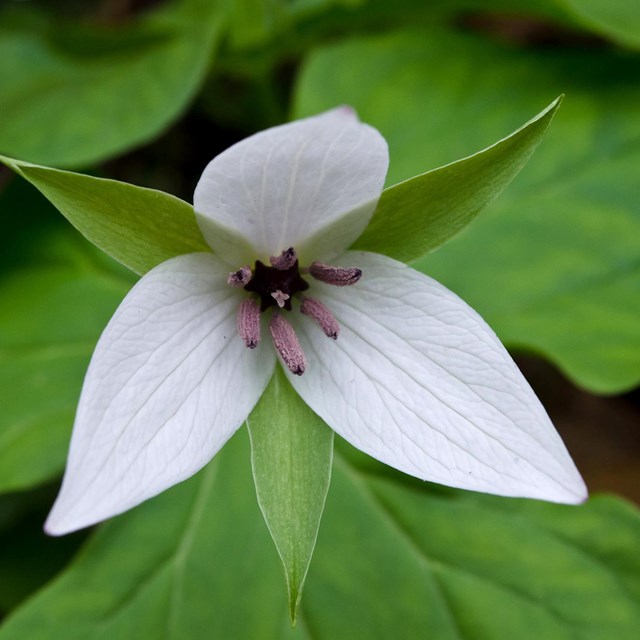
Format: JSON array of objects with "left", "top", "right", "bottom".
[{"left": 228, "top": 247, "right": 362, "bottom": 375}]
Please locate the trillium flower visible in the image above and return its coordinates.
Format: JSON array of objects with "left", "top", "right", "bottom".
[{"left": 45, "top": 108, "right": 587, "bottom": 535}]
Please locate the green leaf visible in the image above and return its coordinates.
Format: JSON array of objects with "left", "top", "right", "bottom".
[
  {"left": 312, "top": 453, "right": 640, "bottom": 639},
  {"left": 226, "top": 0, "right": 291, "bottom": 49},
  {"left": 0, "top": 431, "right": 301, "bottom": 639},
  {"left": 353, "top": 96, "right": 562, "bottom": 263},
  {"left": 293, "top": 29, "right": 640, "bottom": 393},
  {"left": 1, "top": 157, "right": 209, "bottom": 275},
  {"left": 247, "top": 367, "right": 333, "bottom": 624},
  {"left": 559, "top": 0, "right": 640, "bottom": 48},
  {"left": 0, "top": 0, "right": 225, "bottom": 167},
  {"left": 1, "top": 432, "right": 638, "bottom": 639},
  {"left": 0, "top": 488, "right": 86, "bottom": 614},
  {"left": 0, "top": 179, "right": 134, "bottom": 492}
]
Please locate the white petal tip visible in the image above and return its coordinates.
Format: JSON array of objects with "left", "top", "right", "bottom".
[
  {"left": 336, "top": 104, "right": 357, "bottom": 118},
  {"left": 44, "top": 505, "right": 100, "bottom": 537},
  {"left": 542, "top": 467, "right": 589, "bottom": 505},
  {"left": 518, "top": 473, "right": 588, "bottom": 506},
  {"left": 43, "top": 515, "right": 71, "bottom": 537},
  {"left": 557, "top": 481, "right": 589, "bottom": 506}
]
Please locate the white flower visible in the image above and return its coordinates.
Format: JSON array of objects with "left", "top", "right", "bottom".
[{"left": 45, "top": 108, "right": 587, "bottom": 535}]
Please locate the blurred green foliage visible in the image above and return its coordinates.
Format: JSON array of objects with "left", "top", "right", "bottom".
[
  {"left": 0, "top": 431, "right": 638, "bottom": 639},
  {"left": 0, "top": 0, "right": 639, "bottom": 637},
  {"left": 0, "top": 0, "right": 224, "bottom": 166}
]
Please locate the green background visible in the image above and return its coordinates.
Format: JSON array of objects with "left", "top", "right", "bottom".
[{"left": 0, "top": 0, "right": 638, "bottom": 637}]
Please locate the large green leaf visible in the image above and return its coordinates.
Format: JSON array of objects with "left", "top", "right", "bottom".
[
  {"left": 0, "top": 157, "right": 209, "bottom": 275},
  {"left": 1, "top": 429, "right": 638, "bottom": 638},
  {"left": 559, "top": 0, "right": 640, "bottom": 48},
  {"left": 0, "top": 431, "right": 300, "bottom": 639},
  {"left": 0, "top": 179, "right": 134, "bottom": 493},
  {"left": 247, "top": 367, "right": 333, "bottom": 624},
  {"left": 353, "top": 97, "right": 561, "bottom": 262},
  {"left": 293, "top": 29, "right": 640, "bottom": 393},
  {"left": 0, "top": 0, "right": 224, "bottom": 167}
]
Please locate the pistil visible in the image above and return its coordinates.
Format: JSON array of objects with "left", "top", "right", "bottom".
[
  {"left": 271, "top": 290, "right": 290, "bottom": 308},
  {"left": 243, "top": 249, "right": 309, "bottom": 311}
]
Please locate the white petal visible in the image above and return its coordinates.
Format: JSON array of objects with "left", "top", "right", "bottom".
[
  {"left": 193, "top": 107, "right": 389, "bottom": 265},
  {"left": 289, "top": 251, "right": 587, "bottom": 504},
  {"left": 45, "top": 253, "right": 275, "bottom": 535}
]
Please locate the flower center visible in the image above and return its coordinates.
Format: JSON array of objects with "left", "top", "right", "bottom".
[
  {"left": 243, "top": 258, "right": 309, "bottom": 311},
  {"left": 228, "top": 247, "right": 362, "bottom": 375}
]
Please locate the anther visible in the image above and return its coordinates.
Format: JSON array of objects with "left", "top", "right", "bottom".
[
  {"left": 309, "top": 261, "right": 362, "bottom": 286},
  {"left": 228, "top": 265, "right": 252, "bottom": 287},
  {"left": 300, "top": 297, "right": 340, "bottom": 340},
  {"left": 237, "top": 299, "right": 261, "bottom": 348},
  {"left": 270, "top": 247, "right": 297, "bottom": 271},
  {"left": 271, "top": 289, "right": 290, "bottom": 308},
  {"left": 269, "top": 313, "right": 306, "bottom": 375}
]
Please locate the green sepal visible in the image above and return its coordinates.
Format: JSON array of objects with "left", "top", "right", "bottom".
[
  {"left": 353, "top": 96, "right": 562, "bottom": 263},
  {"left": 0, "top": 156, "right": 209, "bottom": 275},
  {"left": 247, "top": 367, "right": 333, "bottom": 625}
]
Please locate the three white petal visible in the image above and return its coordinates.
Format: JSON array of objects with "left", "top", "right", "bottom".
[{"left": 46, "top": 109, "right": 586, "bottom": 535}]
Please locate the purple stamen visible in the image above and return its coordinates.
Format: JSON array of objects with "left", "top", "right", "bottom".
[
  {"left": 237, "top": 299, "right": 261, "bottom": 349},
  {"left": 233, "top": 245, "right": 362, "bottom": 371},
  {"left": 300, "top": 297, "right": 339, "bottom": 340},
  {"left": 309, "top": 261, "right": 362, "bottom": 286},
  {"left": 270, "top": 247, "right": 297, "bottom": 271},
  {"left": 228, "top": 265, "right": 252, "bottom": 287},
  {"left": 269, "top": 313, "right": 306, "bottom": 375}
]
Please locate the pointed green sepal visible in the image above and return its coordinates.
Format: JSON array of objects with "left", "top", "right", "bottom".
[
  {"left": 0, "top": 156, "right": 209, "bottom": 274},
  {"left": 352, "top": 96, "right": 563, "bottom": 263},
  {"left": 247, "top": 367, "right": 334, "bottom": 625}
]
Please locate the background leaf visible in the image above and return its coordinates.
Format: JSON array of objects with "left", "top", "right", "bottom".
[
  {"left": 248, "top": 367, "right": 333, "bottom": 623},
  {"left": 293, "top": 29, "right": 640, "bottom": 393},
  {"left": 354, "top": 96, "right": 562, "bottom": 262},
  {"left": 558, "top": 0, "right": 640, "bottom": 48},
  {"left": 0, "top": 431, "right": 300, "bottom": 639},
  {"left": 0, "top": 488, "right": 86, "bottom": 615},
  {"left": 1, "top": 431, "right": 638, "bottom": 639},
  {"left": 1, "top": 158, "right": 209, "bottom": 275},
  {"left": 0, "top": 3, "right": 638, "bottom": 633},
  {"left": 0, "top": 0, "right": 225, "bottom": 167}
]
